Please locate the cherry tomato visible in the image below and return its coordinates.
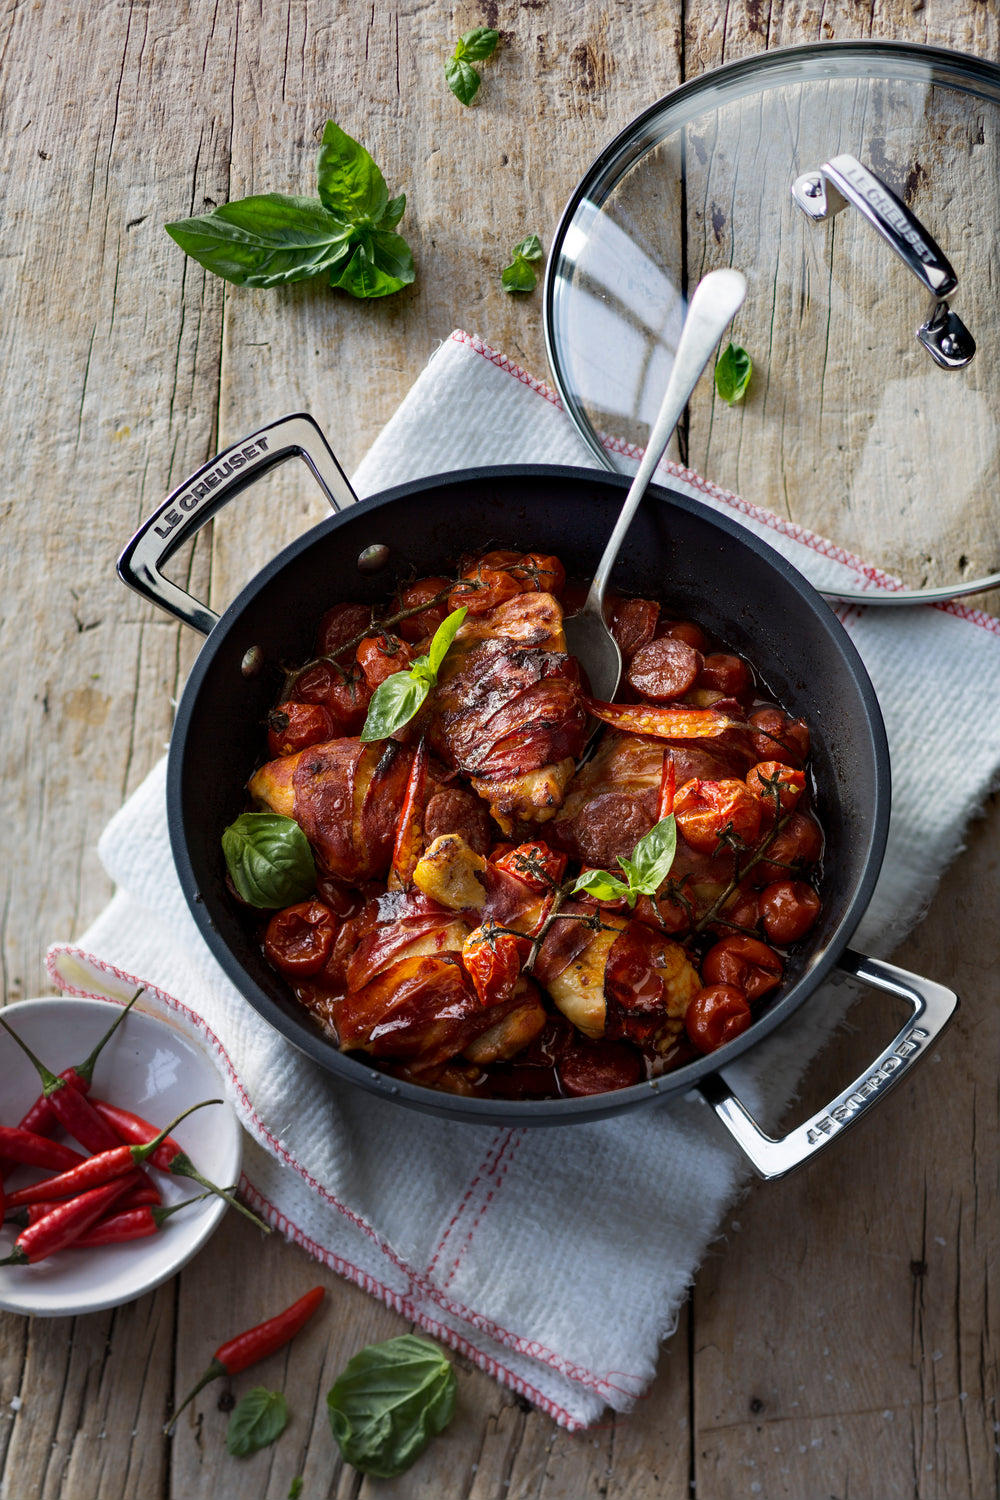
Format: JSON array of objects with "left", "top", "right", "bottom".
[
  {"left": 685, "top": 985, "right": 752, "bottom": 1053},
  {"left": 294, "top": 661, "right": 372, "bottom": 734},
  {"left": 394, "top": 577, "right": 453, "bottom": 643},
  {"left": 749, "top": 708, "right": 810, "bottom": 766},
  {"left": 701, "top": 934, "right": 783, "bottom": 1001},
  {"left": 267, "top": 702, "right": 337, "bottom": 758},
  {"left": 462, "top": 928, "right": 522, "bottom": 1007},
  {"left": 510, "top": 551, "right": 566, "bottom": 598},
  {"left": 707, "top": 885, "right": 759, "bottom": 938},
  {"left": 673, "top": 778, "right": 763, "bottom": 853},
  {"left": 449, "top": 566, "right": 522, "bottom": 615},
  {"left": 759, "top": 881, "right": 822, "bottom": 944},
  {"left": 356, "top": 633, "right": 415, "bottom": 690},
  {"left": 264, "top": 900, "right": 338, "bottom": 977},
  {"left": 751, "top": 812, "right": 823, "bottom": 886},
  {"left": 316, "top": 603, "right": 373, "bottom": 661},
  {"left": 698, "top": 652, "right": 752, "bottom": 699},
  {"left": 494, "top": 841, "right": 567, "bottom": 893},
  {"left": 746, "top": 761, "right": 807, "bottom": 815}
]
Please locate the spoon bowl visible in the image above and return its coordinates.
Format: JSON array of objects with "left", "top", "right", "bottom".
[{"left": 563, "top": 268, "right": 748, "bottom": 702}]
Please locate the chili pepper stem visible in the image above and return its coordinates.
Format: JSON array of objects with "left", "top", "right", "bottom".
[
  {"left": 0, "top": 1247, "right": 28, "bottom": 1267},
  {"left": 167, "top": 1155, "right": 271, "bottom": 1232},
  {"left": 75, "top": 987, "right": 145, "bottom": 1085},
  {"left": 132, "top": 1099, "right": 222, "bottom": 1166},
  {"left": 164, "top": 1357, "right": 228, "bottom": 1435},
  {"left": 0, "top": 1014, "right": 63, "bottom": 1095}
]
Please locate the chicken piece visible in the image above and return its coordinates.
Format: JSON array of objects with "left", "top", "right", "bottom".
[
  {"left": 412, "top": 834, "right": 488, "bottom": 912},
  {"left": 462, "top": 977, "right": 548, "bottom": 1064},
  {"left": 542, "top": 915, "right": 629, "bottom": 1039},
  {"left": 426, "top": 591, "right": 587, "bottom": 829},
  {"left": 249, "top": 736, "right": 413, "bottom": 883}
]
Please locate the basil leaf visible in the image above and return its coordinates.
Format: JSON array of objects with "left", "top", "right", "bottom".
[
  {"left": 316, "top": 120, "right": 388, "bottom": 224},
  {"left": 512, "top": 233, "right": 543, "bottom": 262},
  {"left": 714, "top": 342, "right": 752, "bottom": 405},
  {"left": 226, "top": 1387, "right": 288, "bottom": 1457},
  {"left": 501, "top": 254, "right": 538, "bottom": 293},
  {"left": 360, "top": 673, "right": 429, "bottom": 742},
  {"left": 165, "top": 196, "right": 355, "bottom": 288},
  {"left": 445, "top": 56, "right": 481, "bottom": 105},
  {"left": 618, "top": 816, "right": 678, "bottom": 896},
  {"left": 326, "top": 1334, "right": 456, "bottom": 1479},
  {"left": 571, "top": 869, "right": 632, "bottom": 904},
  {"left": 221, "top": 813, "right": 317, "bottom": 908},
  {"left": 426, "top": 607, "right": 467, "bottom": 677},
  {"left": 457, "top": 27, "right": 499, "bottom": 61},
  {"left": 330, "top": 231, "right": 415, "bottom": 299},
  {"left": 380, "top": 192, "right": 407, "bottom": 230}
]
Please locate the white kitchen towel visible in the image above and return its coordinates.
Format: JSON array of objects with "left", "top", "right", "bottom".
[{"left": 47, "top": 330, "right": 1000, "bottom": 1431}]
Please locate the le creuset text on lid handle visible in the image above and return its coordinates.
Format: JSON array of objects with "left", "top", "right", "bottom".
[
  {"left": 791, "top": 153, "right": 976, "bottom": 371},
  {"left": 117, "top": 413, "right": 358, "bottom": 636},
  {"left": 698, "top": 950, "right": 958, "bottom": 1180}
]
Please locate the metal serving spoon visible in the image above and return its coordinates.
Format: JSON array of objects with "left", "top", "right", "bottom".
[{"left": 563, "top": 267, "right": 748, "bottom": 702}]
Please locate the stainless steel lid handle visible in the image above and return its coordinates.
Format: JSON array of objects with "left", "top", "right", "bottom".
[
  {"left": 791, "top": 153, "right": 975, "bottom": 369},
  {"left": 117, "top": 413, "right": 358, "bottom": 636},
  {"left": 697, "top": 950, "right": 958, "bottom": 1180}
]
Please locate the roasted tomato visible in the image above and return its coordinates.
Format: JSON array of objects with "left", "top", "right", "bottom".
[
  {"left": 462, "top": 925, "right": 523, "bottom": 1007},
  {"left": 267, "top": 702, "right": 337, "bottom": 758},
  {"left": 749, "top": 708, "right": 810, "bottom": 766},
  {"left": 264, "top": 900, "right": 339, "bottom": 977},
  {"left": 759, "top": 881, "right": 822, "bottom": 944},
  {"left": 746, "top": 761, "right": 807, "bottom": 815},
  {"left": 673, "top": 778, "right": 763, "bottom": 854},
  {"left": 394, "top": 577, "right": 453, "bottom": 643},
  {"left": 356, "top": 633, "right": 415, "bottom": 690},
  {"left": 685, "top": 984, "right": 752, "bottom": 1053},
  {"left": 701, "top": 934, "right": 783, "bottom": 1002}
]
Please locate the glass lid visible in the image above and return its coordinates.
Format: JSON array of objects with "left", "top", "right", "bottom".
[{"left": 544, "top": 42, "right": 1000, "bottom": 606}]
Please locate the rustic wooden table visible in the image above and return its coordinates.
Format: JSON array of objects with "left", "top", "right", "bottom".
[{"left": 2, "top": 3, "right": 998, "bottom": 1497}]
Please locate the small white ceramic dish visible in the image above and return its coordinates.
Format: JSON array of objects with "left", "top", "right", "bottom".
[{"left": 0, "top": 996, "right": 242, "bottom": 1317}]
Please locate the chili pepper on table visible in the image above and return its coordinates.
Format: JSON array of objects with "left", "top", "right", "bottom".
[
  {"left": 2, "top": 989, "right": 144, "bottom": 1165},
  {"left": 165, "top": 1286, "right": 326, "bottom": 1435},
  {"left": 3, "top": 1101, "right": 219, "bottom": 1209},
  {"left": 0, "top": 1175, "right": 140, "bottom": 1265},
  {"left": 90, "top": 1098, "right": 270, "bottom": 1231},
  {"left": 0, "top": 1126, "right": 88, "bottom": 1174}
]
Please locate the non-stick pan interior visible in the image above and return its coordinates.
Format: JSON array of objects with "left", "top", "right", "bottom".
[{"left": 167, "top": 466, "right": 890, "bottom": 1123}]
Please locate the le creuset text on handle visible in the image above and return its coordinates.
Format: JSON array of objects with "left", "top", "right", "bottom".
[
  {"left": 698, "top": 950, "right": 958, "bottom": 1180},
  {"left": 117, "top": 413, "right": 357, "bottom": 636},
  {"left": 791, "top": 152, "right": 975, "bottom": 370}
]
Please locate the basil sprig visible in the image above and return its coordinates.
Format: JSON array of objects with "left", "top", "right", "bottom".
[
  {"left": 571, "top": 816, "right": 678, "bottom": 907},
  {"left": 360, "top": 607, "right": 466, "bottom": 742},
  {"left": 326, "top": 1334, "right": 456, "bottom": 1478},
  {"left": 221, "top": 812, "right": 317, "bottom": 908},
  {"left": 165, "top": 121, "right": 414, "bottom": 299},
  {"left": 714, "top": 342, "right": 752, "bottom": 404},
  {"left": 445, "top": 27, "right": 499, "bottom": 105},
  {"left": 226, "top": 1387, "right": 289, "bottom": 1457},
  {"left": 501, "top": 233, "right": 544, "bottom": 293}
]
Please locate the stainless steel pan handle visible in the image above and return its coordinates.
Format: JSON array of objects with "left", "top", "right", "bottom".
[
  {"left": 117, "top": 413, "right": 357, "bottom": 636},
  {"left": 698, "top": 949, "right": 958, "bottom": 1180}
]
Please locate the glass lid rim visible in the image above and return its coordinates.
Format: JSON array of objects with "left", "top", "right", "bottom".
[{"left": 543, "top": 37, "right": 1000, "bottom": 476}]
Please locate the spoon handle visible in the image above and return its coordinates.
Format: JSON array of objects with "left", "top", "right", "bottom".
[{"left": 586, "top": 267, "right": 748, "bottom": 610}]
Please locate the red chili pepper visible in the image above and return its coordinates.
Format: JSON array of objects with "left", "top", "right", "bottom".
[
  {"left": 3, "top": 1101, "right": 219, "bottom": 1209},
  {"left": 165, "top": 1286, "right": 326, "bottom": 1434},
  {"left": 0, "top": 1174, "right": 140, "bottom": 1265},
  {"left": 6, "top": 1177, "right": 163, "bottom": 1229},
  {"left": 72, "top": 1194, "right": 209, "bottom": 1249},
  {"left": 0, "top": 1012, "right": 129, "bottom": 1157},
  {"left": 90, "top": 1098, "right": 269, "bottom": 1232},
  {"left": 657, "top": 757, "right": 677, "bottom": 822},
  {"left": 2, "top": 989, "right": 143, "bottom": 1169},
  {"left": 0, "top": 1126, "right": 87, "bottom": 1174}
]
